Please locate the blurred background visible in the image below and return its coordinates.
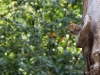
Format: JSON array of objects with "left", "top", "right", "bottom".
[{"left": 0, "top": 0, "right": 83, "bottom": 75}]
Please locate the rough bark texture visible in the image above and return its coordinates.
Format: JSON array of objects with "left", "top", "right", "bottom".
[{"left": 76, "top": 0, "right": 100, "bottom": 75}]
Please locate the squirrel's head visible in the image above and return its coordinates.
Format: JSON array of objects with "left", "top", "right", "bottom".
[{"left": 67, "top": 21, "right": 75, "bottom": 31}]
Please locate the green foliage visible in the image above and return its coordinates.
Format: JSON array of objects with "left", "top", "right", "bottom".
[{"left": 0, "top": 0, "right": 84, "bottom": 75}]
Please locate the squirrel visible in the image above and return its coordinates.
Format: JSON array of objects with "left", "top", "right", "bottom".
[
  {"left": 67, "top": 14, "right": 91, "bottom": 48},
  {"left": 67, "top": 21, "right": 82, "bottom": 45},
  {"left": 67, "top": 21, "right": 82, "bottom": 35}
]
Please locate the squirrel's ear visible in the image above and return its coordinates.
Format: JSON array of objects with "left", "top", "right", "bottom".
[
  {"left": 70, "top": 21, "right": 72, "bottom": 24},
  {"left": 69, "top": 21, "right": 72, "bottom": 24}
]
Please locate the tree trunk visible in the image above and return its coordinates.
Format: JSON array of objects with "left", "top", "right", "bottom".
[{"left": 76, "top": 0, "right": 100, "bottom": 75}]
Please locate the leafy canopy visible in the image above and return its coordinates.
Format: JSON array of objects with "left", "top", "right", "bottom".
[{"left": 0, "top": 0, "right": 83, "bottom": 75}]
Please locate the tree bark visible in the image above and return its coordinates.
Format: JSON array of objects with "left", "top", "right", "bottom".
[{"left": 76, "top": 0, "right": 100, "bottom": 75}]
